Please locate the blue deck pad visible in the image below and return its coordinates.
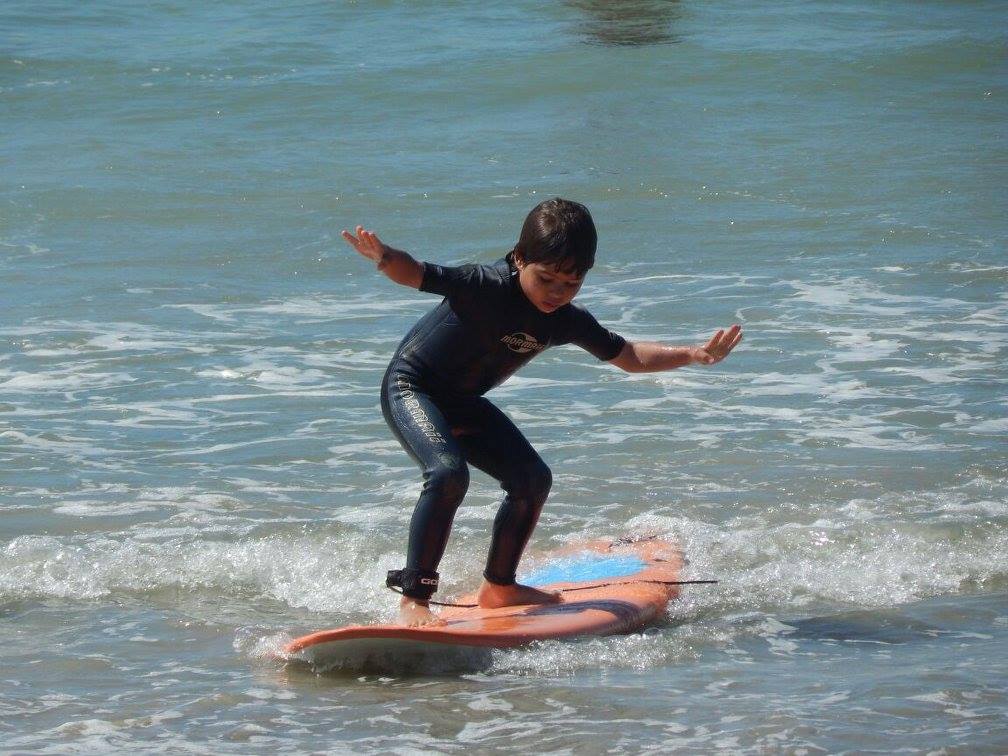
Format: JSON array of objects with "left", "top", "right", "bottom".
[{"left": 521, "top": 552, "right": 647, "bottom": 587}]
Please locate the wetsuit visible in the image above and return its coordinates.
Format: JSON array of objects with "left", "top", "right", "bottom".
[{"left": 381, "top": 255, "right": 625, "bottom": 600}]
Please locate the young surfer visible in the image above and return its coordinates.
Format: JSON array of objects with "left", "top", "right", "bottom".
[{"left": 342, "top": 198, "right": 742, "bottom": 625}]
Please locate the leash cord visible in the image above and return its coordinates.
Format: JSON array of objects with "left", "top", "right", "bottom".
[{"left": 386, "top": 578, "right": 719, "bottom": 609}]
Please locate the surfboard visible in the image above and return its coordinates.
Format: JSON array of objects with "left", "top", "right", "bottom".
[{"left": 282, "top": 536, "right": 685, "bottom": 670}]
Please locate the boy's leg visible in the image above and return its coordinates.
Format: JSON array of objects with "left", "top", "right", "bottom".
[
  {"left": 450, "top": 397, "right": 552, "bottom": 587},
  {"left": 381, "top": 370, "right": 470, "bottom": 602}
]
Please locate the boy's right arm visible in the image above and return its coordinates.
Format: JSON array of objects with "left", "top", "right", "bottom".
[{"left": 341, "top": 225, "right": 424, "bottom": 289}]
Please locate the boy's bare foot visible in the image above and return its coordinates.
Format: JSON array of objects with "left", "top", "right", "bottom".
[
  {"left": 398, "top": 597, "right": 446, "bottom": 627},
  {"left": 477, "top": 579, "right": 562, "bottom": 609}
]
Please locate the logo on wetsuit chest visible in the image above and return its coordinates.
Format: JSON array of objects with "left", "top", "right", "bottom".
[{"left": 500, "top": 332, "right": 546, "bottom": 354}]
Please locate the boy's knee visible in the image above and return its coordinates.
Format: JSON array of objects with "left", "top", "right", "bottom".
[
  {"left": 530, "top": 461, "right": 552, "bottom": 499},
  {"left": 424, "top": 456, "right": 470, "bottom": 504},
  {"left": 506, "top": 460, "right": 551, "bottom": 502}
]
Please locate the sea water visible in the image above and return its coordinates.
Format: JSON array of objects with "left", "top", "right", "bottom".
[{"left": 2, "top": 0, "right": 1006, "bottom": 752}]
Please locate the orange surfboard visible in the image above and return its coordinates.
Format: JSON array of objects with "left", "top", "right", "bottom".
[{"left": 282, "top": 536, "right": 685, "bottom": 669}]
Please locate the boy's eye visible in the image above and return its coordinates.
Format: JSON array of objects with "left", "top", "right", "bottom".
[{"left": 537, "top": 273, "right": 581, "bottom": 288}]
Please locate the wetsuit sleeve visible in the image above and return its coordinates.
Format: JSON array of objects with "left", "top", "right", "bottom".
[
  {"left": 419, "top": 262, "right": 486, "bottom": 297},
  {"left": 563, "top": 305, "right": 626, "bottom": 361}
]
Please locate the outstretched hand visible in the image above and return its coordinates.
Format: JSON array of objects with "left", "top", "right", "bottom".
[
  {"left": 341, "top": 225, "right": 388, "bottom": 265},
  {"left": 694, "top": 324, "right": 743, "bottom": 365},
  {"left": 339, "top": 224, "right": 424, "bottom": 288}
]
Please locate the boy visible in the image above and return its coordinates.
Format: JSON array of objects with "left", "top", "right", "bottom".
[{"left": 342, "top": 198, "right": 741, "bottom": 625}]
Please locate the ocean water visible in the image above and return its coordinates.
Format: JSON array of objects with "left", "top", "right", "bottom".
[{"left": 2, "top": 0, "right": 1007, "bottom": 752}]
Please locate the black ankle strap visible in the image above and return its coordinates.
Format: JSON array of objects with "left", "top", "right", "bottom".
[{"left": 386, "top": 568, "right": 440, "bottom": 601}]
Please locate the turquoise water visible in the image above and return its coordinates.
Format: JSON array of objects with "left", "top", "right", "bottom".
[{"left": 3, "top": 0, "right": 1007, "bottom": 752}]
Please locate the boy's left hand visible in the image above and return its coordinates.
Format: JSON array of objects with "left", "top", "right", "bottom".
[{"left": 694, "top": 324, "right": 743, "bottom": 364}]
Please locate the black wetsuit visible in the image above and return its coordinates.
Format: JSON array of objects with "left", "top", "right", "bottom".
[{"left": 381, "top": 255, "right": 625, "bottom": 600}]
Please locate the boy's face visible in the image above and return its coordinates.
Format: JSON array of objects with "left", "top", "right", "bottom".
[{"left": 516, "top": 259, "right": 585, "bottom": 313}]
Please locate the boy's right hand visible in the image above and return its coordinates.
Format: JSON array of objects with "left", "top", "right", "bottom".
[
  {"left": 340, "top": 225, "right": 424, "bottom": 288},
  {"left": 341, "top": 225, "right": 388, "bottom": 265}
]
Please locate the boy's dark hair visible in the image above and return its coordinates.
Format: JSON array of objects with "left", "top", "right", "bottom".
[{"left": 510, "top": 198, "right": 597, "bottom": 277}]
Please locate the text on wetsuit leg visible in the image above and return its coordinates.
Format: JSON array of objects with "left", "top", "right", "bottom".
[{"left": 395, "top": 376, "right": 447, "bottom": 445}]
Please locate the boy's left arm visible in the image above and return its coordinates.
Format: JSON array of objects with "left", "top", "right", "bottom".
[{"left": 609, "top": 324, "right": 742, "bottom": 373}]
